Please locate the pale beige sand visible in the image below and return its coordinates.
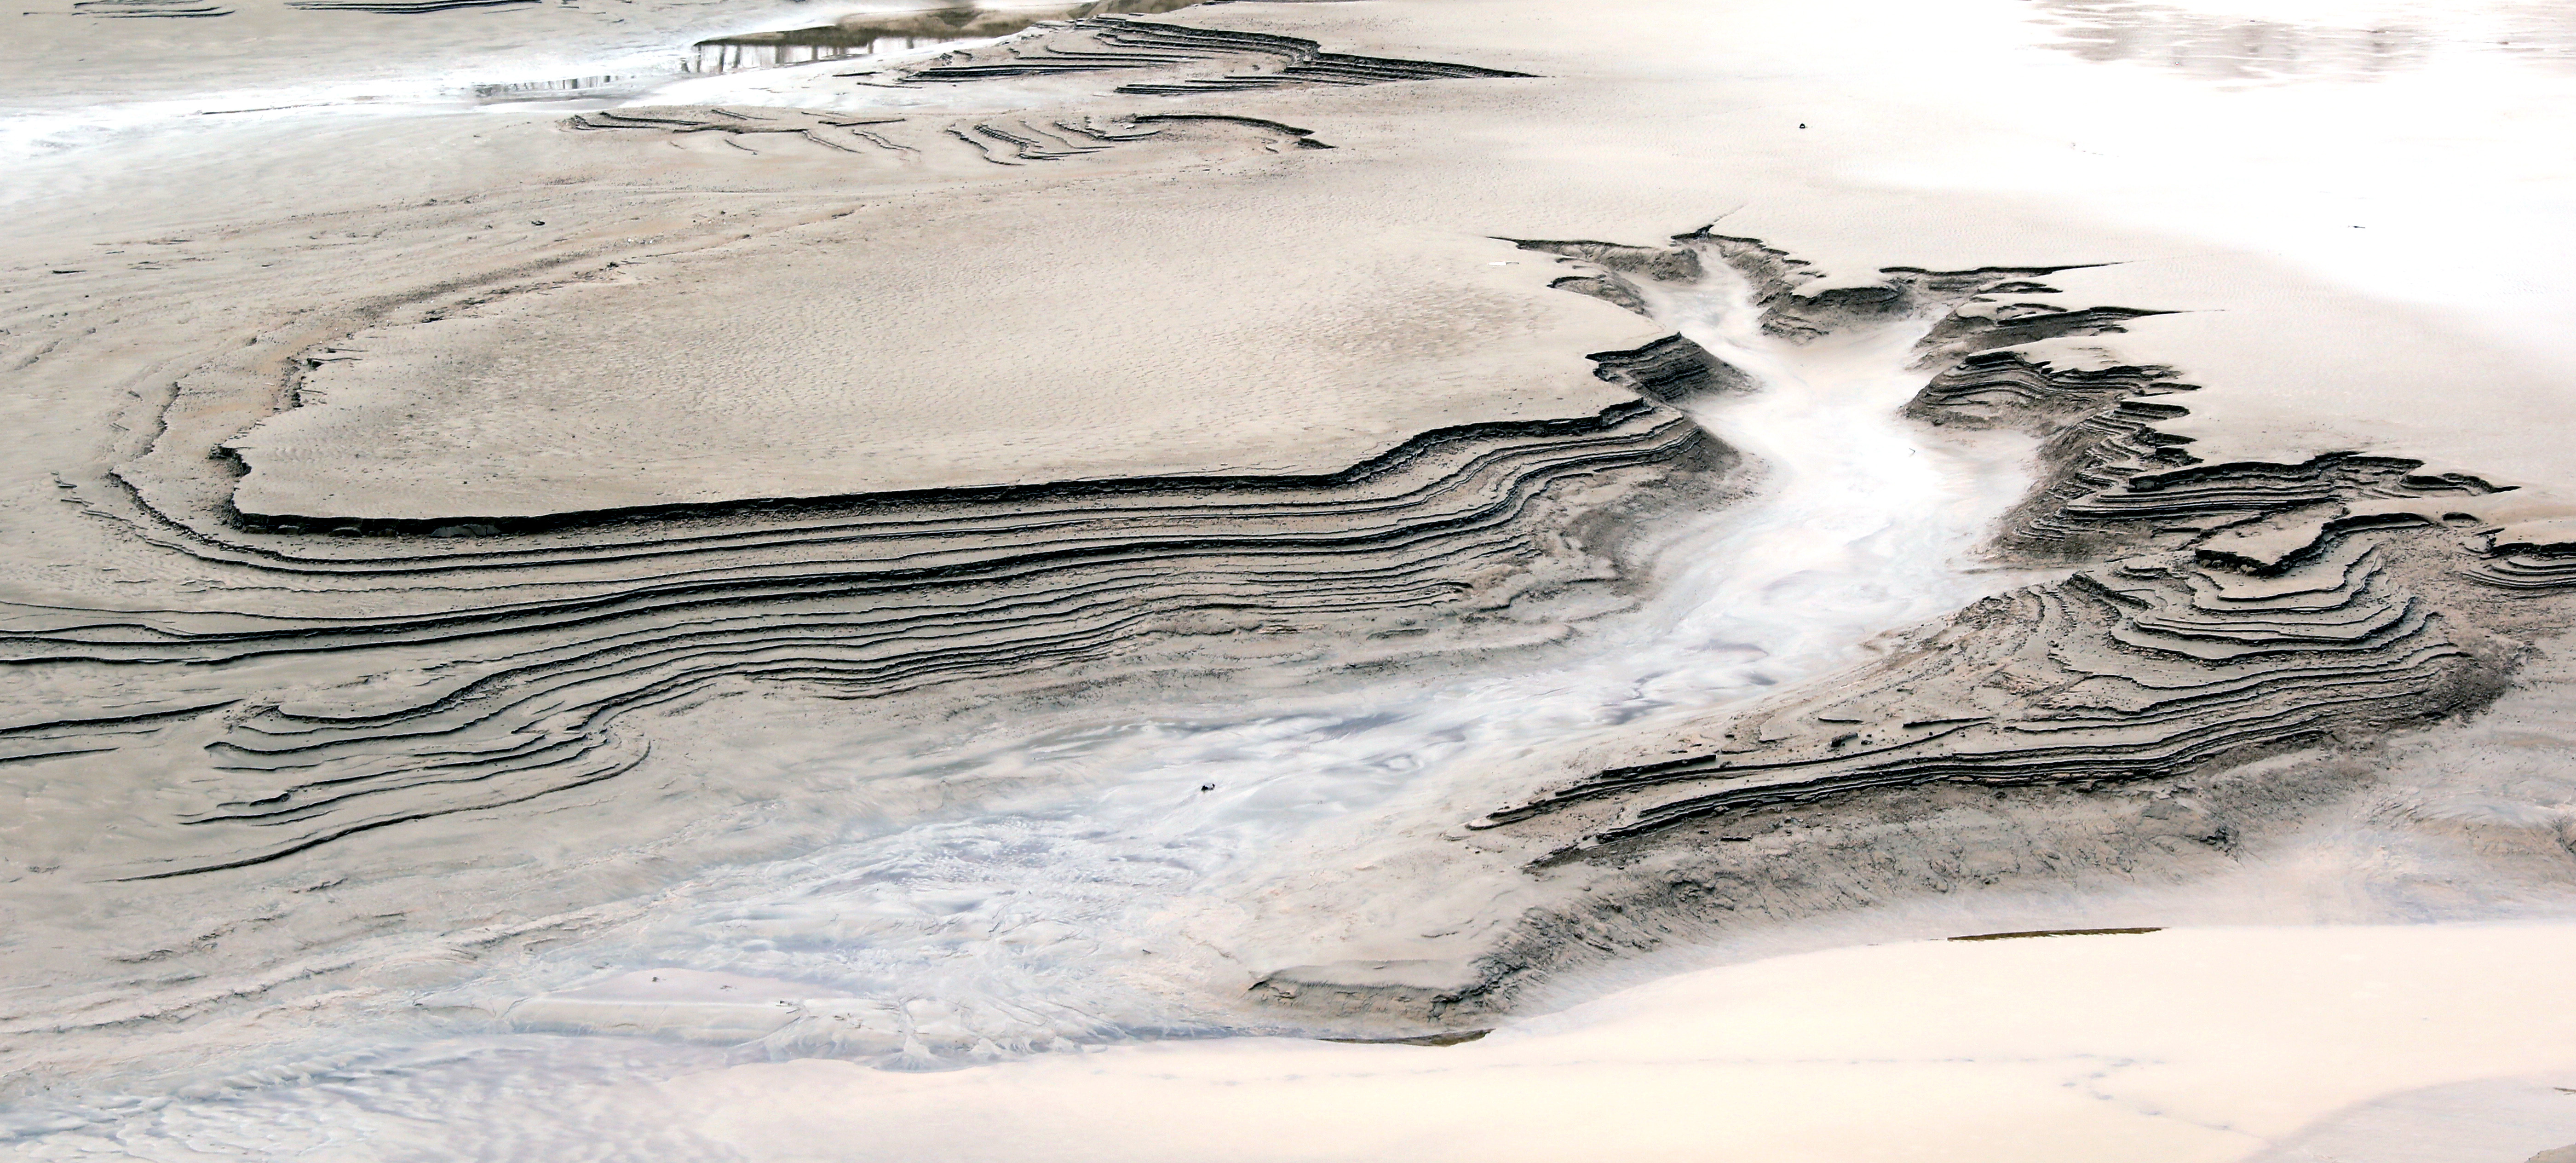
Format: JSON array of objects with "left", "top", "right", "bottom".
[
  {"left": 660, "top": 924, "right": 2576, "bottom": 1163},
  {"left": 225, "top": 190, "right": 1640, "bottom": 519}
]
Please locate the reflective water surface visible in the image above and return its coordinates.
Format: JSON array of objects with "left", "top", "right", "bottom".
[{"left": 2031, "top": 0, "right": 2576, "bottom": 81}]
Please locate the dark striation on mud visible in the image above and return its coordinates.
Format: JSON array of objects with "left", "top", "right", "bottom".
[
  {"left": 1581, "top": 334, "right": 1744, "bottom": 403},
  {"left": 899, "top": 17, "right": 1532, "bottom": 93},
  {"left": 1487, "top": 531, "right": 2514, "bottom": 860},
  {"left": 2470, "top": 545, "right": 2576, "bottom": 592},
  {"left": 1252, "top": 232, "right": 2576, "bottom": 1029},
  {"left": 0, "top": 92, "right": 1739, "bottom": 882},
  {"left": 72, "top": 0, "right": 232, "bottom": 17},
  {"left": 284, "top": 0, "right": 534, "bottom": 12},
  {"left": 13, "top": 350, "right": 1729, "bottom": 880}
]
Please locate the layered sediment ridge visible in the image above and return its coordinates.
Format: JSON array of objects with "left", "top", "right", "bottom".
[
  {"left": 0, "top": 52, "right": 1733, "bottom": 888},
  {"left": 10, "top": 362, "right": 1726, "bottom": 881},
  {"left": 1249, "top": 234, "right": 2576, "bottom": 1027},
  {"left": 897, "top": 17, "right": 1532, "bottom": 93},
  {"left": 1486, "top": 534, "right": 2506, "bottom": 856}
]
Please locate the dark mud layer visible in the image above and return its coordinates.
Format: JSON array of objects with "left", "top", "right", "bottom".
[
  {"left": 17, "top": 376, "right": 1732, "bottom": 883},
  {"left": 1250, "top": 233, "right": 2576, "bottom": 1030}
]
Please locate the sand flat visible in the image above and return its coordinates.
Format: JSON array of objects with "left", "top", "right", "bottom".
[
  {"left": 659, "top": 924, "right": 2576, "bottom": 1163},
  {"left": 225, "top": 189, "right": 1648, "bottom": 520}
]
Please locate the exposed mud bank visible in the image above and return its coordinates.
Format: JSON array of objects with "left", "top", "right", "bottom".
[
  {"left": 21, "top": 389, "right": 1731, "bottom": 883},
  {"left": 1248, "top": 231, "right": 2576, "bottom": 1031}
]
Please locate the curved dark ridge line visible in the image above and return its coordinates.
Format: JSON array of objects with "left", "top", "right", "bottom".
[
  {"left": 200, "top": 440, "right": 1685, "bottom": 751},
  {"left": 1904, "top": 350, "right": 2507, "bottom": 564},
  {"left": 1576, "top": 672, "right": 2460, "bottom": 848},
  {"left": 39, "top": 403, "right": 1688, "bottom": 615},
  {"left": 20, "top": 450, "right": 1690, "bottom": 680},
  {"left": 1129, "top": 114, "right": 1333, "bottom": 148},
  {"left": 161, "top": 426, "right": 1704, "bottom": 834},
  {"left": 1465, "top": 243, "right": 2528, "bottom": 880},
  {"left": 221, "top": 565, "right": 1496, "bottom": 757},
  {"left": 1583, "top": 334, "right": 1745, "bottom": 403},
  {"left": 94, "top": 404, "right": 1681, "bottom": 576},
  {"left": 1533, "top": 660, "right": 2467, "bottom": 863},
  {"left": 213, "top": 567, "right": 1474, "bottom": 753},
  {"left": 197, "top": 736, "right": 618, "bottom": 821},
  {"left": 179, "top": 561, "right": 1514, "bottom": 835},
  {"left": 185, "top": 512, "right": 1590, "bottom": 803},
  {"left": 110, "top": 744, "right": 651, "bottom": 882},
  {"left": 213, "top": 545, "right": 1523, "bottom": 755},
  {"left": 187, "top": 609, "right": 1145, "bottom": 832},
  {"left": 282, "top": 0, "right": 533, "bottom": 10},
  {"left": 0, "top": 746, "right": 121, "bottom": 766},
  {"left": 194, "top": 582, "right": 1457, "bottom": 818},
  {"left": 10, "top": 415, "right": 1702, "bottom": 655},
  {"left": 221, "top": 399, "right": 1663, "bottom": 534},
  {"left": 74, "top": 0, "right": 232, "bottom": 14},
  {"left": 101, "top": 208, "right": 817, "bottom": 564},
  {"left": 126, "top": 426, "right": 1650, "bottom": 579},
  {"left": 1473, "top": 721, "right": 1995, "bottom": 825},
  {"left": 2124, "top": 451, "right": 2501, "bottom": 495},
  {"left": 0, "top": 700, "right": 238, "bottom": 738}
]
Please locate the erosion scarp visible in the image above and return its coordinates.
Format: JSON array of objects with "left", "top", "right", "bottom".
[
  {"left": 1247, "top": 234, "right": 2576, "bottom": 1028},
  {"left": 10, "top": 365, "right": 1726, "bottom": 881},
  {"left": 1484, "top": 533, "right": 2510, "bottom": 858}
]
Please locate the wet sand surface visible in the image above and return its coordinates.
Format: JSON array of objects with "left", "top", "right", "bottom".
[{"left": 5, "top": 0, "right": 2576, "bottom": 1157}]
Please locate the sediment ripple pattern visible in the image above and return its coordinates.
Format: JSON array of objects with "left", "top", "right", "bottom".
[
  {"left": 1276, "top": 235, "right": 2576, "bottom": 1027},
  {"left": 6, "top": 391, "right": 1720, "bottom": 879},
  {"left": 1913, "top": 350, "right": 2501, "bottom": 560},
  {"left": 1480, "top": 532, "right": 2498, "bottom": 856},
  {"left": 1474, "top": 248, "right": 2543, "bottom": 858}
]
